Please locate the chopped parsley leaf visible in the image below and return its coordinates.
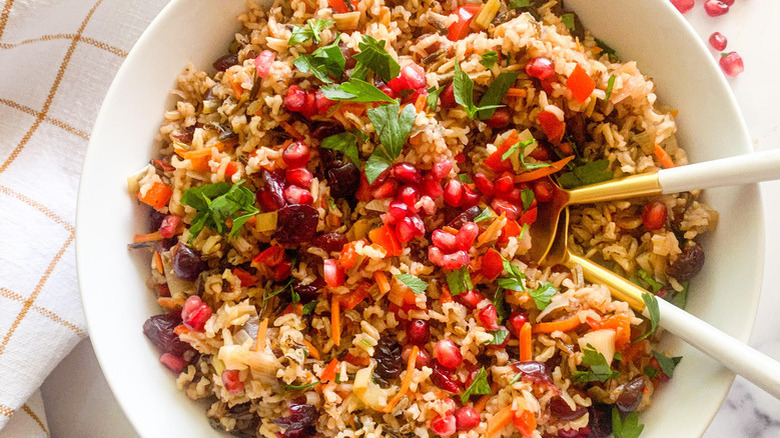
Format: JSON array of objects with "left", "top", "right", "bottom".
[
  {"left": 493, "top": 287, "right": 508, "bottom": 324},
  {"left": 595, "top": 38, "right": 620, "bottom": 62},
  {"left": 320, "top": 130, "right": 363, "bottom": 167},
  {"left": 395, "top": 273, "right": 428, "bottom": 294},
  {"left": 635, "top": 292, "right": 660, "bottom": 342},
  {"left": 321, "top": 78, "right": 395, "bottom": 103},
  {"left": 474, "top": 207, "right": 496, "bottom": 223},
  {"left": 561, "top": 13, "right": 575, "bottom": 31},
  {"left": 557, "top": 159, "right": 613, "bottom": 189},
  {"left": 480, "top": 51, "right": 499, "bottom": 69},
  {"left": 180, "top": 180, "right": 259, "bottom": 242},
  {"left": 427, "top": 85, "right": 445, "bottom": 111},
  {"left": 477, "top": 71, "right": 520, "bottom": 119},
  {"left": 529, "top": 281, "right": 557, "bottom": 310},
  {"left": 283, "top": 380, "right": 322, "bottom": 391},
  {"left": 612, "top": 408, "right": 644, "bottom": 438},
  {"left": 520, "top": 186, "right": 535, "bottom": 211},
  {"left": 364, "top": 103, "right": 416, "bottom": 183},
  {"left": 572, "top": 344, "right": 620, "bottom": 384},
  {"left": 452, "top": 61, "right": 504, "bottom": 119},
  {"left": 652, "top": 351, "right": 682, "bottom": 378},
  {"left": 461, "top": 367, "right": 491, "bottom": 403},
  {"left": 352, "top": 35, "right": 401, "bottom": 82},
  {"left": 497, "top": 257, "right": 527, "bottom": 293},
  {"left": 446, "top": 265, "right": 473, "bottom": 296},
  {"left": 292, "top": 37, "right": 345, "bottom": 84},
  {"left": 605, "top": 74, "right": 616, "bottom": 101},
  {"left": 288, "top": 19, "right": 334, "bottom": 45}
]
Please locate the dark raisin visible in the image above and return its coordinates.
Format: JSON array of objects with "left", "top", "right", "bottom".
[
  {"left": 667, "top": 243, "right": 705, "bottom": 282},
  {"left": 339, "top": 45, "right": 357, "bottom": 70},
  {"left": 374, "top": 337, "right": 403, "bottom": 380},
  {"left": 213, "top": 54, "right": 239, "bottom": 72},
  {"left": 149, "top": 209, "right": 166, "bottom": 232},
  {"left": 142, "top": 313, "right": 191, "bottom": 357},
  {"left": 446, "top": 206, "right": 481, "bottom": 229},
  {"left": 275, "top": 403, "right": 317, "bottom": 430},
  {"left": 327, "top": 163, "right": 361, "bottom": 199},
  {"left": 172, "top": 125, "right": 196, "bottom": 143},
  {"left": 616, "top": 377, "right": 645, "bottom": 413},
  {"left": 587, "top": 403, "right": 613, "bottom": 438},
  {"left": 549, "top": 397, "right": 587, "bottom": 420},
  {"left": 312, "top": 232, "right": 348, "bottom": 253},
  {"left": 172, "top": 244, "right": 208, "bottom": 281},
  {"left": 274, "top": 204, "right": 319, "bottom": 244},
  {"left": 311, "top": 123, "right": 345, "bottom": 140},
  {"left": 510, "top": 361, "right": 554, "bottom": 387}
]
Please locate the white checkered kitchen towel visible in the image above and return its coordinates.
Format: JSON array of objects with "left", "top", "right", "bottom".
[{"left": 0, "top": 0, "right": 168, "bottom": 434}]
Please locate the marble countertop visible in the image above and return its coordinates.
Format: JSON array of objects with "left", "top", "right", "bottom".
[{"left": 40, "top": 1, "right": 780, "bottom": 436}]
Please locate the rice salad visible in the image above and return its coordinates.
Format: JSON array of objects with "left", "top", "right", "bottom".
[{"left": 128, "top": 0, "right": 717, "bottom": 437}]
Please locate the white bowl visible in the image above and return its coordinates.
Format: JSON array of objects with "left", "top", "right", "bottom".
[{"left": 76, "top": 0, "right": 764, "bottom": 436}]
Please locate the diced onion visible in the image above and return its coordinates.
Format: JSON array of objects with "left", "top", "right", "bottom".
[
  {"left": 255, "top": 211, "right": 278, "bottom": 232},
  {"left": 578, "top": 329, "right": 616, "bottom": 365}
]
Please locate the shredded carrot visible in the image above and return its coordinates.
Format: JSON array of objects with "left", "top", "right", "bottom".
[
  {"left": 514, "top": 155, "right": 575, "bottom": 183},
  {"left": 474, "top": 395, "right": 491, "bottom": 413},
  {"left": 338, "top": 102, "right": 367, "bottom": 117},
  {"left": 442, "top": 226, "right": 459, "bottom": 235},
  {"left": 157, "top": 297, "right": 184, "bottom": 309},
  {"left": 485, "top": 405, "right": 515, "bottom": 438},
  {"left": 281, "top": 121, "right": 304, "bottom": 140},
  {"left": 332, "top": 295, "right": 341, "bottom": 347},
  {"left": 533, "top": 313, "right": 583, "bottom": 334},
  {"left": 173, "top": 324, "right": 190, "bottom": 336},
  {"left": 654, "top": 144, "right": 675, "bottom": 169},
  {"left": 226, "top": 71, "right": 243, "bottom": 99},
  {"left": 439, "top": 287, "right": 453, "bottom": 303},
  {"left": 344, "top": 352, "right": 370, "bottom": 367},
  {"left": 321, "top": 358, "right": 340, "bottom": 381},
  {"left": 414, "top": 92, "right": 427, "bottom": 112},
  {"left": 133, "top": 231, "right": 163, "bottom": 243},
  {"left": 385, "top": 346, "right": 418, "bottom": 413},
  {"left": 519, "top": 322, "right": 533, "bottom": 361},
  {"left": 505, "top": 88, "right": 527, "bottom": 98},
  {"left": 374, "top": 271, "right": 391, "bottom": 295},
  {"left": 301, "top": 339, "right": 321, "bottom": 360},
  {"left": 409, "top": 133, "right": 422, "bottom": 146},
  {"left": 255, "top": 317, "right": 268, "bottom": 351},
  {"left": 153, "top": 251, "right": 163, "bottom": 274}
]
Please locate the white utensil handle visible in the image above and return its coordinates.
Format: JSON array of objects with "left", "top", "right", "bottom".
[
  {"left": 652, "top": 299, "right": 780, "bottom": 399},
  {"left": 658, "top": 148, "right": 780, "bottom": 193}
]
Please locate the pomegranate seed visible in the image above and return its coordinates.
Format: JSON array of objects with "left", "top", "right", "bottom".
[
  {"left": 485, "top": 107, "right": 512, "bottom": 129},
  {"left": 533, "top": 179, "right": 555, "bottom": 202},
  {"left": 379, "top": 84, "right": 396, "bottom": 99},
  {"left": 721, "top": 0, "right": 734, "bottom": 4},
  {"left": 422, "top": 174, "right": 444, "bottom": 198},
  {"left": 428, "top": 246, "right": 445, "bottom": 266},
  {"left": 529, "top": 144, "right": 552, "bottom": 161},
  {"left": 286, "top": 167, "right": 313, "bottom": 188},
  {"left": 709, "top": 32, "right": 728, "bottom": 51},
  {"left": 418, "top": 195, "right": 436, "bottom": 215},
  {"left": 396, "top": 215, "right": 425, "bottom": 242},
  {"left": 323, "top": 259, "right": 345, "bottom": 287},
  {"left": 440, "top": 83, "right": 457, "bottom": 108},
  {"left": 704, "top": 0, "right": 729, "bottom": 16},
  {"left": 272, "top": 259, "right": 291, "bottom": 282},
  {"left": 443, "top": 179, "right": 464, "bottom": 207},
  {"left": 181, "top": 296, "right": 212, "bottom": 332},
  {"left": 315, "top": 89, "right": 336, "bottom": 114},
  {"left": 456, "top": 222, "right": 479, "bottom": 251},
  {"left": 432, "top": 229, "right": 458, "bottom": 253},
  {"left": 431, "top": 414, "right": 457, "bottom": 437},
  {"left": 407, "top": 319, "right": 431, "bottom": 345},
  {"left": 402, "top": 63, "right": 427, "bottom": 90},
  {"left": 641, "top": 200, "right": 668, "bottom": 230},
  {"left": 391, "top": 162, "right": 422, "bottom": 185},
  {"left": 159, "top": 215, "right": 182, "bottom": 238},
  {"left": 222, "top": 369, "right": 244, "bottom": 394},
  {"left": 284, "top": 85, "right": 306, "bottom": 112},
  {"left": 441, "top": 250, "right": 470, "bottom": 270},
  {"left": 460, "top": 185, "right": 480, "bottom": 208},
  {"left": 494, "top": 172, "right": 515, "bottom": 195},
  {"left": 402, "top": 345, "right": 432, "bottom": 368},
  {"left": 491, "top": 199, "right": 519, "bottom": 220},
  {"left": 283, "top": 141, "right": 311, "bottom": 168},
  {"left": 254, "top": 50, "right": 275, "bottom": 78},
  {"left": 719, "top": 51, "right": 744, "bottom": 77},
  {"left": 431, "top": 160, "right": 454, "bottom": 180},
  {"left": 372, "top": 179, "right": 399, "bottom": 199},
  {"left": 508, "top": 311, "right": 528, "bottom": 336},
  {"left": 670, "top": 0, "right": 695, "bottom": 14},
  {"left": 498, "top": 187, "right": 522, "bottom": 203},
  {"left": 386, "top": 200, "right": 411, "bottom": 224},
  {"left": 454, "top": 406, "right": 480, "bottom": 431},
  {"left": 473, "top": 172, "right": 494, "bottom": 196},
  {"left": 284, "top": 185, "right": 313, "bottom": 205},
  {"left": 431, "top": 362, "right": 461, "bottom": 392},
  {"left": 435, "top": 339, "right": 463, "bottom": 368},
  {"left": 477, "top": 304, "right": 499, "bottom": 330},
  {"left": 525, "top": 57, "right": 555, "bottom": 80},
  {"left": 159, "top": 353, "right": 186, "bottom": 373},
  {"left": 457, "top": 289, "right": 484, "bottom": 309},
  {"left": 397, "top": 185, "right": 420, "bottom": 211},
  {"left": 301, "top": 91, "right": 318, "bottom": 118}
]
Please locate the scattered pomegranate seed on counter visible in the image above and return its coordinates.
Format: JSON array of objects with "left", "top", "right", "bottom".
[
  {"left": 704, "top": 0, "right": 730, "bottom": 16},
  {"left": 670, "top": 0, "right": 695, "bottom": 14},
  {"left": 719, "top": 51, "right": 744, "bottom": 76},
  {"left": 709, "top": 32, "right": 728, "bottom": 51}
]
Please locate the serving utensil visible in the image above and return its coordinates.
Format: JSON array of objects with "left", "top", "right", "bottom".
[
  {"left": 528, "top": 148, "right": 780, "bottom": 262},
  {"left": 539, "top": 206, "right": 780, "bottom": 399}
]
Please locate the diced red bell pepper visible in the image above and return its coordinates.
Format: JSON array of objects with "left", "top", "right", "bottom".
[
  {"left": 272, "top": 259, "right": 292, "bottom": 282},
  {"left": 339, "top": 241, "right": 361, "bottom": 270},
  {"left": 481, "top": 248, "right": 504, "bottom": 280},
  {"left": 537, "top": 110, "right": 565, "bottom": 144},
  {"left": 232, "top": 267, "right": 257, "bottom": 287},
  {"left": 137, "top": 181, "right": 173, "bottom": 210},
  {"left": 498, "top": 219, "right": 523, "bottom": 244},
  {"left": 224, "top": 162, "right": 238, "bottom": 177},
  {"left": 483, "top": 130, "right": 521, "bottom": 172},
  {"left": 252, "top": 245, "right": 286, "bottom": 267},
  {"left": 447, "top": 4, "right": 482, "bottom": 41},
  {"left": 369, "top": 224, "right": 402, "bottom": 256},
  {"left": 518, "top": 206, "right": 537, "bottom": 226},
  {"left": 339, "top": 284, "right": 368, "bottom": 309},
  {"left": 328, "top": 0, "right": 358, "bottom": 13},
  {"left": 513, "top": 409, "right": 537, "bottom": 438},
  {"left": 324, "top": 259, "right": 345, "bottom": 287},
  {"left": 567, "top": 64, "right": 596, "bottom": 103}
]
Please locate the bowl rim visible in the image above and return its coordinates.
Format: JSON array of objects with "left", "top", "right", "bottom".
[{"left": 75, "top": 0, "right": 765, "bottom": 436}]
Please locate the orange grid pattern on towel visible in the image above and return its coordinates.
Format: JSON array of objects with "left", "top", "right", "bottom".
[{"left": 0, "top": 0, "right": 169, "bottom": 433}]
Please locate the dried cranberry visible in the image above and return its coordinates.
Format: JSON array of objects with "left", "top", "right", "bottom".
[
  {"left": 431, "top": 362, "right": 461, "bottom": 392},
  {"left": 616, "top": 377, "right": 645, "bottom": 413},
  {"left": 485, "top": 107, "right": 512, "bottom": 129},
  {"left": 274, "top": 204, "right": 319, "bottom": 244},
  {"left": 510, "top": 361, "right": 554, "bottom": 386},
  {"left": 142, "top": 313, "right": 191, "bottom": 356},
  {"left": 262, "top": 170, "right": 287, "bottom": 210},
  {"left": 440, "top": 83, "right": 457, "bottom": 108},
  {"left": 213, "top": 54, "right": 239, "bottom": 72},
  {"left": 327, "top": 162, "right": 361, "bottom": 199},
  {"left": 587, "top": 403, "right": 613, "bottom": 438},
  {"left": 374, "top": 337, "right": 404, "bottom": 380},
  {"left": 312, "top": 232, "right": 348, "bottom": 253},
  {"left": 310, "top": 123, "right": 344, "bottom": 140},
  {"left": 148, "top": 209, "right": 166, "bottom": 232},
  {"left": 549, "top": 397, "right": 587, "bottom": 420},
  {"left": 172, "top": 244, "right": 207, "bottom": 281},
  {"left": 275, "top": 404, "right": 317, "bottom": 430},
  {"left": 667, "top": 243, "right": 705, "bottom": 282},
  {"left": 159, "top": 353, "right": 186, "bottom": 373}
]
